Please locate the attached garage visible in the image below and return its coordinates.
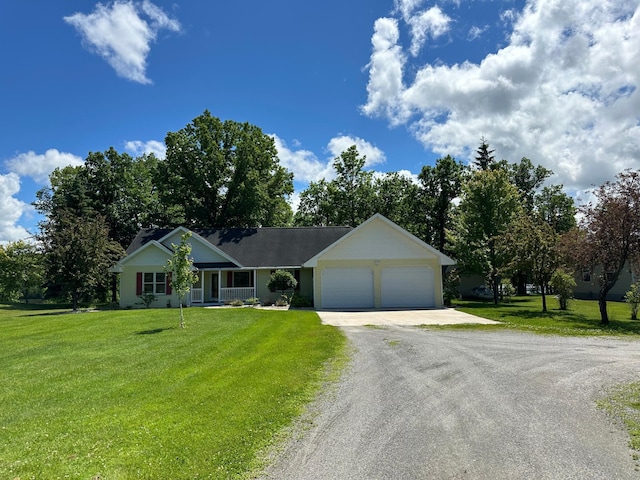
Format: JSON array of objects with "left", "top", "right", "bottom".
[
  {"left": 304, "top": 214, "right": 455, "bottom": 310},
  {"left": 321, "top": 267, "right": 374, "bottom": 309},
  {"left": 381, "top": 266, "right": 435, "bottom": 308}
]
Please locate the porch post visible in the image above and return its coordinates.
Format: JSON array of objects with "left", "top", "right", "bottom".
[
  {"left": 253, "top": 270, "right": 257, "bottom": 299},
  {"left": 218, "top": 269, "right": 222, "bottom": 303}
]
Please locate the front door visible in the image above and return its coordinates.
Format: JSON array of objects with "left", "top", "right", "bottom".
[{"left": 211, "top": 273, "right": 219, "bottom": 302}]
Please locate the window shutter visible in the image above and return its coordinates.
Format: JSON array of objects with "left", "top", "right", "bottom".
[
  {"left": 166, "top": 272, "right": 172, "bottom": 295},
  {"left": 136, "top": 272, "right": 143, "bottom": 295},
  {"left": 269, "top": 270, "right": 276, "bottom": 292}
]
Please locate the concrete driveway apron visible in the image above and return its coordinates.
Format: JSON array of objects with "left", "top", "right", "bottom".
[{"left": 316, "top": 308, "right": 500, "bottom": 327}]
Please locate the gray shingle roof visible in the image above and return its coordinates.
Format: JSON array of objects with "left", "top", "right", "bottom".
[{"left": 125, "top": 226, "right": 353, "bottom": 268}]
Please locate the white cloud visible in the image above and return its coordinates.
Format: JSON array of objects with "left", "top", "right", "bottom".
[
  {"left": 272, "top": 135, "right": 333, "bottom": 183},
  {"left": 124, "top": 139, "right": 166, "bottom": 158},
  {"left": 0, "top": 173, "right": 31, "bottom": 245},
  {"left": 326, "top": 135, "right": 387, "bottom": 168},
  {"left": 394, "top": 1, "right": 451, "bottom": 56},
  {"left": 273, "top": 134, "right": 387, "bottom": 185},
  {"left": 5, "top": 149, "right": 84, "bottom": 184},
  {"left": 64, "top": 0, "right": 181, "bottom": 84},
  {"left": 363, "top": 0, "right": 640, "bottom": 193}
]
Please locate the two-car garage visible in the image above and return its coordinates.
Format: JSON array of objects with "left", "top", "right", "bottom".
[
  {"left": 305, "top": 214, "right": 455, "bottom": 310},
  {"left": 320, "top": 266, "right": 436, "bottom": 309}
]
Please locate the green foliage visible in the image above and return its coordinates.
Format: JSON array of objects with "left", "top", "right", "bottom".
[
  {"left": 138, "top": 292, "right": 157, "bottom": 308},
  {"left": 416, "top": 155, "right": 466, "bottom": 253},
  {"left": 227, "top": 298, "right": 245, "bottom": 307},
  {"left": 624, "top": 282, "right": 640, "bottom": 320},
  {"left": 38, "top": 212, "right": 124, "bottom": 310},
  {"left": 294, "top": 145, "right": 376, "bottom": 227},
  {"left": 453, "top": 168, "right": 522, "bottom": 303},
  {"left": 550, "top": 270, "right": 576, "bottom": 310},
  {"left": 275, "top": 294, "right": 290, "bottom": 307},
  {"left": 500, "top": 282, "right": 516, "bottom": 301},
  {"left": 0, "top": 241, "right": 44, "bottom": 303},
  {"left": 157, "top": 110, "right": 294, "bottom": 228},
  {"left": 0, "top": 306, "right": 346, "bottom": 479},
  {"left": 290, "top": 292, "right": 313, "bottom": 308},
  {"left": 164, "top": 232, "right": 199, "bottom": 328},
  {"left": 500, "top": 214, "right": 562, "bottom": 312},
  {"left": 442, "top": 268, "right": 460, "bottom": 307},
  {"left": 245, "top": 297, "right": 261, "bottom": 306},
  {"left": 267, "top": 269, "right": 298, "bottom": 295}
]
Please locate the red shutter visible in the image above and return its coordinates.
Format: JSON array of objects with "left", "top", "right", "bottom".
[
  {"left": 136, "top": 272, "right": 143, "bottom": 295},
  {"left": 227, "top": 271, "right": 233, "bottom": 287},
  {"left": 166, "top": 272, "right": 172, "bottom": 295}
]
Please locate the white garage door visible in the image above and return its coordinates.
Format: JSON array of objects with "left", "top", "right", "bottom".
[
  {"left": 381, "top": 266, "right": 435, "bottom": 308},
  {"left": 321, "top": 268, "right": 374, "bottom": 309}
]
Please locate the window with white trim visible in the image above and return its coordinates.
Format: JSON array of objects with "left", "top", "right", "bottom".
[
  {"left": 233, "top": 271, "right": 252, "bottom": 287},
  {"left": 144, "top": 272, "right": 166, "bottom": 294}
]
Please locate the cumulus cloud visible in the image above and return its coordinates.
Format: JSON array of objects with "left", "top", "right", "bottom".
[
  {"left": 0, "top": 173, "right": 31, "bottom": 245},
  {"left": 394, "top": 1, "right": 451, "bottom": 56},
  {"left": 125, "top": 139, "right": 166, "bottom": 158},
  {"left": 363, "top": 0, "right": 640, "bottom": 193},
  {"left": 64, "top": 0, "right": 181, "bottom": 84},
  {"left": 326, "top": 135, "right": 386, "bottom": 168},
  {"left": 273, "top": 134, "right": 387, "bottom": 184},
  {"left": 5, "top": 149, "right": 84, "bottom": 184}
]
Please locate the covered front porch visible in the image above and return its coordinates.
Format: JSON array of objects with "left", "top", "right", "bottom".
[{"left": 189, "top": 269, "right": 257, "bottom": 305}]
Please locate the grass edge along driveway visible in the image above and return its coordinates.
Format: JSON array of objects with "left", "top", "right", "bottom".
[{"left": 0, "top": 305, "right": 347, "bottom": 480}]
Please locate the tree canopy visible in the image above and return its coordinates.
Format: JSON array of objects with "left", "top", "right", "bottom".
[{"left": 156, "top": 110, "right": 294, "bottom": 228}]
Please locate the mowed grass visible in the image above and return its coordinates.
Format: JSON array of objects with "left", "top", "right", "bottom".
[
  {"left": 450, "top": 296, "right": 640, "bottom": 336},
  {"left": 0, "top": 305, "right": 347, "bottom": 479}
]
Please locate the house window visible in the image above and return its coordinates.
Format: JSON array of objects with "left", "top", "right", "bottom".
[
  {"left": 582, "top": 269, "right": 591, "bottom": 282},
  {"left": 233, "top": 271, "right": 252, "bottom": 287},
  {"left": 144, "top": 272, "right": 166, "bottom": 294}
]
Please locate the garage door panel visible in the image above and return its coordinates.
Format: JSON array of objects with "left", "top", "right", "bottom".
[
  {"left": 321, "top": 268, "right": 374, "bottom": 309},
  {"left": 381, "top": 266, "right": 435, "bottom": 308}
]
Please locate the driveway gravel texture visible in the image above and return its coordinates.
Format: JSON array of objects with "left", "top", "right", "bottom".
[{"left": 260, "top": 326, "right": 640, "bottom": 480}]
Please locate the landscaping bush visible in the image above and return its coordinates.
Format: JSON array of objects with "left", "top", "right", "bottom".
[
  {"left": 625, "top": 281, "right": 640, "bottom": 320},
  {"left": 290, "top": 293, "right": 313, "bottom": 308},
  {"left": 550, "top": 270, "right": 576, "bottom": 310}
]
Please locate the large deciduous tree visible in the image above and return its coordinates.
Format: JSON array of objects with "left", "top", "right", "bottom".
[
  {"left": 294, "top": 145, "right": 377, "bottom": 227},
  {"left": 453, "top": 169, "right": 522, "bottom": 304},
  {"left": 500, "top": 215, "right": 561, "bottom": 312},
  {"left": 39, "top": 212, "right": 124, "bottom": 311},
  {"left": 573, "top": 170, "right": 640, "bottom": 324},
  {"left": 416, "top": 155, "right": 466, "bottom": 254},
  {"left": 157, "top": 110, "right": 294, "bottom": 228}
]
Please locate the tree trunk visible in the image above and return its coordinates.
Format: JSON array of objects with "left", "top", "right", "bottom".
[
  {"left": 517, "top": 272, "right": 527, "bottom": 295},
  {"left": 72, "top": 289, "right": 78, "bottom": 312},
  {"left": 111, "top": 273, "right": 118, "bottom": 303},
  {"left": 540, "top": 283, "right": 547, "bottom": 312},
  {"left": 598, "top": 296, "right": 609, "bottom": 324},
  {"left": 179, "top": 302, "right": 185, "bottom": 329}
]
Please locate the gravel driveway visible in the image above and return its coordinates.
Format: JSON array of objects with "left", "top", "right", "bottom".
[{"left": 260, "top": 326, "right": 640, "bottom": 479}]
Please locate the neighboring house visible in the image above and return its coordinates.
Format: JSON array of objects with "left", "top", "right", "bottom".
[
  {"left": 111, "top": 214, "right": 455, "bottom": 309},
  {"left": 572, "top": 264, "right": 638, "bottom": 301}
]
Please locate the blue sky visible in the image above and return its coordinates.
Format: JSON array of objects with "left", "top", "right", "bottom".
[{"left": 1, "top": 0, "right": 639, "bottom": 243}]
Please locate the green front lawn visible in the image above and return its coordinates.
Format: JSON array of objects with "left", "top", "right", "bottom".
[
  {"left": 451, "top": 296, "right": 640, "bottom": 336},
  {"left": 0, "top": 305, "right": 346, "bottom": 479}
]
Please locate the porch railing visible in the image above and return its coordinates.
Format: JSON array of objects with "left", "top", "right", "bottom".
[
  {"left": 191, "top": 288, "right": 203, "bottom": 303},
  {"left": 220, "top": 287, "right": 255, "bottom": 302}
]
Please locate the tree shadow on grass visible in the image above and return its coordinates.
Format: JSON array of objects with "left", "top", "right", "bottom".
[{"left": 135, "top": 327, "right": 176, "bottom": 335}]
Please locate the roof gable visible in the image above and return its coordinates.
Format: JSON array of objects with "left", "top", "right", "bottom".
[
  {"left": 303, "top": 214, "right": 455, "bottom": 267},
  {"left": 159, "top": 227, "right": 240, "bottom": 266}
]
